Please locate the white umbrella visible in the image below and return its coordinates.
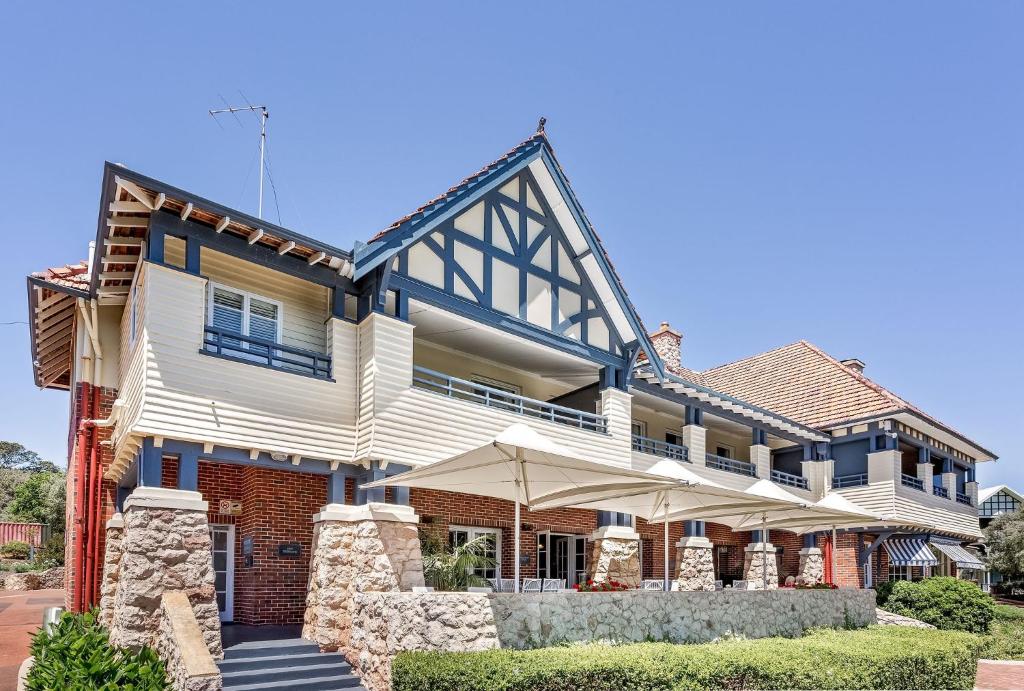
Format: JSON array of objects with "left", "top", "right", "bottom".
[
  {"left": 530, "top": 462, "right": 802, "bottom": 591},
  {"left": 362, "top": 423, "right": 679, "bottom": 592}
]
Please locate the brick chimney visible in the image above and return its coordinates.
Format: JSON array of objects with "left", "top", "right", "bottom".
[
  {"left": 840, "top": 358, "right": 866, "bottom": 374},
  {"left": 650, "top": 321, "right": 683, "bottom": 368}
]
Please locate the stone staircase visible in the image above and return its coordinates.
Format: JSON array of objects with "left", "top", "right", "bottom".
[{"left": 218, "top": 637, "right": 364, "bottom": 690}]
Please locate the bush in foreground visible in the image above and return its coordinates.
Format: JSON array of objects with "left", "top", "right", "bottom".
[
  {"left": 0, "top": 540, "right": 31, "bottom": 559},
  {"left": 393, "top": 626, "right": 983, "bottom": 691},
  {"left": 883, "top": 577, "right": 995, "bottom": 633},
  {"left": 27, "top": 609, "right": 169, "bottom": 690}
]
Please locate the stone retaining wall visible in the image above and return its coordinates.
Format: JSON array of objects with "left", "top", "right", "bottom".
[{"left": 347, "top": 588, "right": 876, "bottom": 691}]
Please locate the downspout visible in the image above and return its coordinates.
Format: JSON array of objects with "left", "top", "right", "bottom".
[
  {"left": 72, "top": 397, "right": 90, "bottom": 613},
  {"left": 83, "top": 386, "right": 99, "bottom": 609}
]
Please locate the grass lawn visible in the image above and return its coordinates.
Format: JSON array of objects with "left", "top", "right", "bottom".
[{"left": 982, "top": 604, "right": 1024, "bottom": 660}]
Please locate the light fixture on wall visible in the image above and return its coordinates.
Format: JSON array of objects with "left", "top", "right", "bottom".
[{"left": 269, "top": 452, "right": 288, "bottom": 462}]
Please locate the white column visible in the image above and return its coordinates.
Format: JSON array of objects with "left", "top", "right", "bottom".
[
  {"left": 966, "top": 481, "right": 979, "bottom": 506},
  {"left": 867, "top": 449, "right": 900, "bottom": 484},
  {"left": 750, "top": 444, "right": 771, "bottom": 480},
  {"left": 942, "top": 473, "right": 957, "bottom": 499},
  {"left": 916, "top": 461, "right": 934, "bottom": 495},
  {"left": 803, "top": 459, "right": 834, "bottom": 499},
  {"left": 682, "top": 425, "right": 706, "bottom": 467}
]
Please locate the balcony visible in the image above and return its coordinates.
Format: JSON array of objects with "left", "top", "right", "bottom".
[
  {"left": 632, "top": 435, "right": 689, "bottom": 462},
  {"left": 933, "top": 485, "right": 950, "bottom": 499},
  {"left": 956, "top": 491, "right": 973, "bottom": 506},
  {"left": 832, "top": 473, "right": 868, "bottom": 489},
  {"left": 705, "top": 453, "right": 757, "bottom": 478},
  {"left": 770, "top": 469, "right": 809, "bottom": 491},
  {"left": 202, "top": 326, "right": 333, "bottom": 380},
  {"left": 412, "top": 366, "right": 608, "bottom": 434},
  {"left": 901, "top": 474, "right": 925, "bottom": 491}
]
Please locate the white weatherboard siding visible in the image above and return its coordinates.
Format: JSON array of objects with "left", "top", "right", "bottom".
[
  {"left": 833, "top": 482, "right": 981, "bottom": 538},
  {"left": 109, "top": 262, "right": 356, "bottom": 477},
  {"left": 359, "top": 313, "right": 633, "bottom": 469}
]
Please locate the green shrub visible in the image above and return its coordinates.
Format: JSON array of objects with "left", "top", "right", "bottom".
[
  {"left": 36, "top": 533, "right": 65, "bottom": 567},
  {"left": 0, "top": 540, "right": 31, "bottom": 559},
  {"left": 393, "top": 627, "right": 983, "bottom": 691},
  {"left": 884, "top": 577, "right": 995, "bottom": 633},
  {"left": 874, "top": 580, "right": 895, "bottom": 606},
  {"left": 27, "top": 609, "right": 169, "bottom": 690}
]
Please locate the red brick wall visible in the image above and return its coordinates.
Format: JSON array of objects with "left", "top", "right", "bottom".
[{"left": 161, "top": 459, "right": 327, "bottom": 625}]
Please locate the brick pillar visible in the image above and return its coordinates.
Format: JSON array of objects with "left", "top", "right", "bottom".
[
  {"left": 108, "top": 487, "right": 221, "bottom": 658},
  {"left": 674, "top": 537, "right": 715, "bottom": 591},
  {"left": 303, "top": 502, "right": 424, "bottom": 652},
  {"left": 743, "top": 542, "right": 778, "bottom": 590},
  {"left": 98, "top": 513, "right": 124, "bottom": 629},
  {"left": 587, "top": 526, "right": 641, "bottom": 587}
]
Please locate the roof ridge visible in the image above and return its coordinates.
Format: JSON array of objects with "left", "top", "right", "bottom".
[{"left": 794, "top": 340, "right": 906, "bottom": 411}]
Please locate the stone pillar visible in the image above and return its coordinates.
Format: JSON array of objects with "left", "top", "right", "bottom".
[
  {"left": 743, "top": 543, "right": 778, "bottom": 590},
  {"left": 587, "top": 526, "right": 641, "bottom": 588},
  {"left": 798, "top": 547, "right": 824, "bottom": 585},
  {"left": 108, "top": 487, "right": 221, "bottom": 659},
  {"left": 682, "top": 425, "right": 706, "bottom": 467},
  {"left": 303, "top": 502, "right": 424, "bottom": 652},
  {"left": 674, "top": 537, "right": 715, "bottom": 591},
  {"left": 750, "top": 444, "right": 771, "bottom": 479},
  {"left": 98, "top": 513, "right": 125, "bottom": 629},
  {"left": 941, "top": 472, "right": 957, "bottom": 499}
]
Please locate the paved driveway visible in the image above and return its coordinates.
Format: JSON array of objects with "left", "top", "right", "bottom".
[{"left": 0, "top": 589, "right": 63, "bottom": 691}]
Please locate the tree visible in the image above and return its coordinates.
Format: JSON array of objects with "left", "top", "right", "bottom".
[
  {"left": 984, "top": 510, "right": 1024, "bottom": 578},
  {"left": 0, "top": 441, "right": 58, "bottom": 473},
  {"left": 5, "top": 471, "right": 66, "bottom": 530}
]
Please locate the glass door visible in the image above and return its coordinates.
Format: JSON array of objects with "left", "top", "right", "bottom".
[{"left": 209, "top": 524, "right": 234, "bottom": 622}]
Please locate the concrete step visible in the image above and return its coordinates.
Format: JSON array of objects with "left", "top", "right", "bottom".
[
  {"left": 223, "top": 638, "right": 321, "bottom": 659},
  {"left": 218, "top": 651, "right": 349, "bottom": 673},
  {"left": 221, "top": 672, "right": 364, "bottom": 690},
  {"left": 221, "top": 661, "right": 353, "bottom": 686}
]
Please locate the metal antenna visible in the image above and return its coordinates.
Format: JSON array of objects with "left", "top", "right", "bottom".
[{"left": 209, "top": 103, "right": 269, "bottom": 219}]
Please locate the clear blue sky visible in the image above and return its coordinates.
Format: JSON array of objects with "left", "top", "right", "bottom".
[{"left": 1, "top": 3, "right": 1020, "bottom": 486}]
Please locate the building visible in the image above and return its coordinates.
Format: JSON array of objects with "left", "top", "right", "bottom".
[
  {"left": 979, "top": 485, "right": 1023, "bottom": 529},
  {"left": 648, "top": 332, "right": 994, "bottom": 586},
  {"left": 26, "top": 128, "right": 995, "bottom": 648}
]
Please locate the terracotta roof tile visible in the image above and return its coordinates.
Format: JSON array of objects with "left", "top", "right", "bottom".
[{"left": 32, "top": 262, "right": 90, "bottom": 292}]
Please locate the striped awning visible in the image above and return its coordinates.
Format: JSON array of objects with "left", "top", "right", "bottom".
[
  {"left": 884, "top": 538, "right": 938, "bottom": 567},
  {"left": 931, "top": 541, "right": 986, "bottom": 570}
]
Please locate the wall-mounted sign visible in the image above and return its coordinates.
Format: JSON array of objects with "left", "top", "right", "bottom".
[
  {"left": 218, "top": 499, "right": 243, "bottom": 515},
  {"left": 278, "top": 543, "right": 302, "bottom": 558},
  {"left": 242, "top": 536, "right": 254, "bottom": 568}
]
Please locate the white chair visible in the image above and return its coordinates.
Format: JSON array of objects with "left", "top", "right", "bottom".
[
  {"left": 670, "top": 581, "right": 681, "bottom": 591},
  {"left": 498, "top": 579, "right": 515, "bottom": 593},
  {"left": 643, "top": 579, "right": 664, "bottom": 591},
  {"left": 733, "top": 580, "right": 749, "bottom": 591},
  {"left": 486, "top": 578, "right": 498, "bottom": 591},
  {"left": 714, "top": 580, "right": 724, "bottom": 591},
  {"left": 542, "top": 579, "right": 565, "bottom": 592},
  {"left": 521, "top": 578, "right": 543, "bottom": 593},
  {"left": 412, "top": 586, "right": 435, "bottom": 593}
]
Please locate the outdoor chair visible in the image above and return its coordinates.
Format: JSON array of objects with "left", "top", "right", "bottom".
[
  {"left": 642, "top": 579, "right": 664, "bottom": 591},
  {"left": 714, "top": 580, "right": 724, "bottom": 591},
  {"left": 670, "top": 581, "right": 681, "bottom": 591},
  {"left": 498, "top": 579, "right": 515, "bottom": 592},
  {"left": 521, "top": 578, "right": 543, "bottom": 592},
  {"left": 733, "top": 580, "right": 749, "bottom": 590},
  {"left": 541, "top": 579, "right": 565, "bottom": 592}
]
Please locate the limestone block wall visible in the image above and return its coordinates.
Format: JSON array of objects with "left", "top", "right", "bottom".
[
  {"left": 798, "top": 547, "right": 824, "bottom": 585},
  {"left": 154, "top": 591, "right": 222, "bottom": 691},
  {"left": 743, "top": 544, "right": 779, "bottom": 590},
  {"left": 674, "top": 538, "right": 715, "bottom": 591},
  {"left": 348, "top": 589, "right": 877, "bottom": 691},
  {"left": 587, "top": 527, "right": 641, "bottom": 587},
  {"left": 98, "top": 516, "right": 124, "bottom": 629}
]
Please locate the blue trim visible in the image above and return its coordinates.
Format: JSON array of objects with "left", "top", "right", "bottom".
[
  {"left": 752, "top": 428, "right": 767, "bottom": 446},
  {"left": 139, "top": 437, "right": 162, "bottom": 487},
  {"left": 684, "top": 520, "right": 705, "bottom": 538},
  {"left": 115, "top": 486, "right": 131, "bottom": 513},
  {"left": 185, "top": 235, "right": 202, "bottom": 274},
  {"left": 803, "top": 533, "right": 817, "bottom": 549},
  {"left": 177, "top": 446, "right": 199, "bottom": 491},
  {"left": 685, "top": 405, "right": 703, "bottom": 427},
  {"left": 156, "top": 439, "right": 337, "bottom": 476}
]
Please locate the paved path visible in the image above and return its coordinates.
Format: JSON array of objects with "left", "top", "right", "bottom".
[
  {"left": 977, "top": 659, "right": 1024, "bottom": 690},
  {"left": 0, "top": 589, "right": 63, "bottom": 691}
]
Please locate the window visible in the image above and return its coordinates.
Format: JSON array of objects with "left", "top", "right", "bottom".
[
  {"left": 471, "top": 375, "right": 521, "bottom": 411},
  {"left": 449, "top": 526, "right": 500, "bottom": 580},
  {"left": 665, "top": 430, "right": 683, "bottom": 447},
  {"left": 206, "top": 284, "right": 283, "bottom": 356},
  {"left": 981, "top": 491, "right": 1022, "bottom": 518},
  {"left": 888, "top": 564, "right": 911, "bottom": 582},
  {"left": 715, "top": 444, "right": 734, "bottom": 459},
  {"left": 631, "top": 420, "right": 647, "bottom": 438}
]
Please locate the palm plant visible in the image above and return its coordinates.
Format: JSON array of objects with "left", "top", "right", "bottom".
[{"left": 420, "top": 531, "right": 498, "bottom": 591}]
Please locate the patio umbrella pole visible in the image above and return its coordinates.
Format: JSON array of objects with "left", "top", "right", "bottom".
[
  {"left": 831, "top": 525, "right": 837, "bottom": 586},
  {"left": 762, "top": 513, "right": 768, "bottom": 590},
  {"left": 663, "top": 497, "right": 670, "bottom": 592},
  {"left": 514, "top": 454, "right": 522, "bottom": 593}
]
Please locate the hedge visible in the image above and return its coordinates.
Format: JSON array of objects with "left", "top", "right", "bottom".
[
  {"left": 882, "top": 577, "right": 995, "bottom": 633},
  {"left": 392, "top": 627, "right": 983, "bottom": 691}
]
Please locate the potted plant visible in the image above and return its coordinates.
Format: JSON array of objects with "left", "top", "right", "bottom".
[{"left": 419, "top": 532, "right": 498, "bottom": 591}]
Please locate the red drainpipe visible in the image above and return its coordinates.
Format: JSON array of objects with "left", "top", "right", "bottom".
[
  {"left": 83, "top": 385, "right": 100, "bottom": 609},
  {"left": 71, "top": 382, "right": 92, "bottom": 613}
]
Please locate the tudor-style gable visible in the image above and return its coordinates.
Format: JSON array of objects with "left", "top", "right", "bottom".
[{"left": 356, "top": 131, "right": 664, "bottom": 379}]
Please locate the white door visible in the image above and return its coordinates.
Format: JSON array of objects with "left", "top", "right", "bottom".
[{"left": 210, "top": 524, "right": 235, "bottom": 622}]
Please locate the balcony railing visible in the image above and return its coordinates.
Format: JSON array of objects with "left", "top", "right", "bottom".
[
  {"left": 956, "top": 491, "right": 973, "bottom": 506},
  {"left": 832, "top": 473, "right": 868, "bottom": 489},
  {"left": 933, "top": 485, "right": 950, "bottom": 499},
  {"left": 705, "top": 453, "right": 757, "bottom": 478},
  {"left": 202, "top": 326, "right": 332, "bottom": 380},
  {"left": 412, "top": 366, "right": 608, "bottom": 434},
  {"left": 632, "top": 435, "right": 689, "bottom": 462},
  {"left": 901, "top": 474, "right": 925, "bottom": 491},
  {"left": 771, "top": 469, "right": 809, "bottom": 490}
]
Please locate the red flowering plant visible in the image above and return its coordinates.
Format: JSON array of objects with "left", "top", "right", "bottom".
[{"left": 573, "top": 579, "right": 632, "bottom": 592}]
